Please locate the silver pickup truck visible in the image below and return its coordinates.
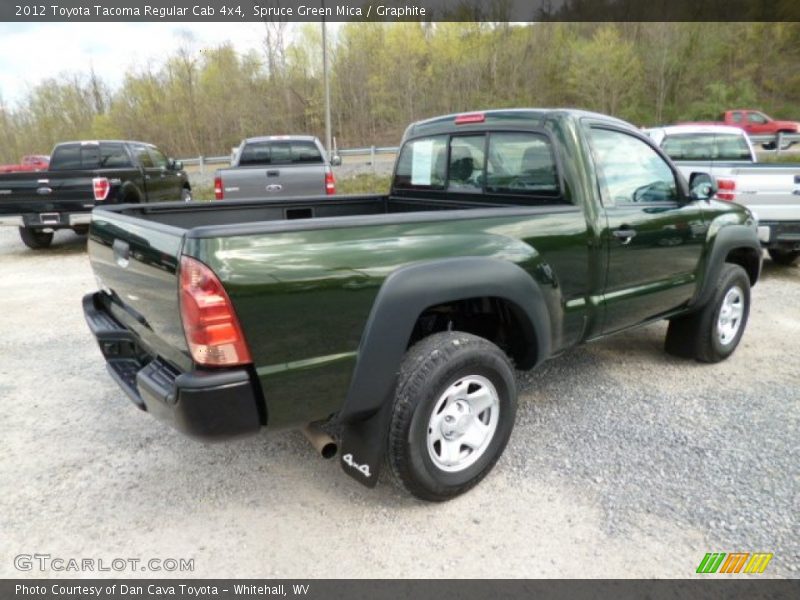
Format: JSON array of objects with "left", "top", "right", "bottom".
[
  {"left": 646, "top": 125, "right": 800, "bottom": 265},
  {"left": 214, "top": 135, "right": 338, "bottom": 201}
]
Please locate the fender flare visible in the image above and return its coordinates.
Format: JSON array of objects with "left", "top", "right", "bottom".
[
  {"left": 689, "top": 223, "right": 761, "bottom": 310},
  {"left": 338, "top": 257, "right": 552, "bottom": 487}
]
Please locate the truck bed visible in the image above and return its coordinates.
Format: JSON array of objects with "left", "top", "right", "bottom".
[{"left": 106, "top": 194, "right": 526, "bottom": 232}]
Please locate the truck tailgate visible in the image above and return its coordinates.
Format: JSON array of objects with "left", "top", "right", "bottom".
[
  {"left": 0, "top": 171, "right": 96, "bottom": 214},
  {"left": 88, "top": 210, "right": 192, "bottom": 372},
  {"left": 218, "top": 164, "right": 326, "bottom": 200}
]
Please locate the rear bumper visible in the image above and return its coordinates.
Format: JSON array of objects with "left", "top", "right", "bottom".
[
  {"left": 82, "top": 292, "right": 263, "bottom": 441},
  {"left": 757, "top": 221, "right": 800, "bottom": 250},
  {"left": 0, "top": 212, "right": 92, "bottom": 228}
]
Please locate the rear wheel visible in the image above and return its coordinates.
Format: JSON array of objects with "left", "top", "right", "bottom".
[
  {"left": 665, "top": 264, "right": 750, "bottom": 363},
  {"left": 19, "top": 227, "right": 53, "bottom": 249},
  {"left": 768, "top": 248, "right": 799, "bottom": 266},
  {"left": 387, "top": 332, "right": 517, "bottom": 501}
]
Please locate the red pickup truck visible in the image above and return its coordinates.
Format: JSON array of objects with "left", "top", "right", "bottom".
[
  {"left": 0, "top": 155, "right": 50, "bottom": 173},
  {"left": 683, "top": 110, "right": 800, "bottom": 136}
]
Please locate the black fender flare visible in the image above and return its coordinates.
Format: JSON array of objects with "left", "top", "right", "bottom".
[
  {"left": 338, "top": 257, "right": 552, "bottom": 487},
  {"left": 689, "top": 223, "right": 761, "bottom": 310},
  {"left": 118, "top": 180, "right": 143, "bottom": 204}
]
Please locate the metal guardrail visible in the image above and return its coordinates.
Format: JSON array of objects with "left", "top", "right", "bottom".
[
  {"left": 179, "top": 132, "right": 800, "bottom": 173},
  {"left": 748, "top": 132, "right": 800, "bottom": 154}
]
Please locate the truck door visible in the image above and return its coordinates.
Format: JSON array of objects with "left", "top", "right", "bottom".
[
  {"left": 586, "top": 125, "right": 707, "bottom": 334},
  {"left": 745, "top": 111, "right": 770, "bottom": 135},
  {"left": 130, "top": 144, "right": 165, "bottom": 202},
  {"left": 146, "top": 145, "right": 183, "bottom": 201}
]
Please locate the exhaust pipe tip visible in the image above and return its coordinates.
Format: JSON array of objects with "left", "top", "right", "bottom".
[{"left": 302, "top": 424, "right": 338, "bottom": 459}]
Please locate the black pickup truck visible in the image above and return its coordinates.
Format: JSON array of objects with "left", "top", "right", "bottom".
[
  {"left": 83, "top": 109, "right": 762, "bottom": 501},
  {"left": 0, "top": 140, "right": 190, "bottom": 249}
]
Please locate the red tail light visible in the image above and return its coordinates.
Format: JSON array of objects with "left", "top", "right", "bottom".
[
  {"left": 214, "top": 176, "right": 224, "bottom": 200},
  {"left": 179, "top": 256, "right": 252, "bottom": 366},
  {"left": 93, "top": 177, "right": 110, "bottom": 201},
  {"left": 717, "top": 179, "right": 736, "bottom": 201},
  {"left": 325, "top": 167, "right": 336, "bottom": 195}
]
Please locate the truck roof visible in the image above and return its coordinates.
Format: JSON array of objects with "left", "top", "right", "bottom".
[
  {"left": 55, "top": 140, "right": 159, "bottom": 147},
  {"left": 241, "top": 135, "right": 320, "bottom": 144},
  {"left": 404, "top": 108, "right": 635, "bottom": 139},
  {"left": 646, "top": 124, "right": 747, "bottom": 136}
]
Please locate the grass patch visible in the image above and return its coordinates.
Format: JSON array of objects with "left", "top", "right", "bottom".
[
  {"left": 336, "top": 173, "right": 391, "bottom": 195},
  {"left": 758, "top": 152, "right": 800, "bottom": 164}
]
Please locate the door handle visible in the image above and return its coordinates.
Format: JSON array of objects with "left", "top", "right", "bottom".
[{"left": 612, "top": 228, "right": 637, "bottom": 245}]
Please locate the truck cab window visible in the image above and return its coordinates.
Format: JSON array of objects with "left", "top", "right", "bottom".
[
  {"left": 747, "top": 112, "right": 768, "bottom": 124},
  {"left": 134, "top": 145, "right": 154, "bottom": 168},
  {"left": 590, "top": 128, "right": 678, "bottom": 204},
  {"left": 485, "top": 132, "right": 559, "bottom": 198},
  {"left": 147, "top": 147, "right": 169, "bottom": 169},
  {"left": 394, "top": 136, "right": 448, "bottom": 189},
  {"left": 448, "top": 136, "right": 485, "bottom": 193}
]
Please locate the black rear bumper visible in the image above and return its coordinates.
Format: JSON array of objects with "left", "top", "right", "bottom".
[{"left": 82, "top": 292, "right": 263, "bottom": 441}]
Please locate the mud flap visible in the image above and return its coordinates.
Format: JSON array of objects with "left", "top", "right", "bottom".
[{"left": 338, "top": 397, "right": 395, "bottom": 488}]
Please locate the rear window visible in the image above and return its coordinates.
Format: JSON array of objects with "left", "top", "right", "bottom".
[
  {"left": 661, "top": 133, "right": 751, "bottom": 161},
  {"left": 50, "top": 143, "right": 131, "bottom": 170},
  {"left": 395, "top": 131, "right": 560, "bottom": 201},
  {"left": 238, "top": 140, "right": 323, "bottom": 166}
]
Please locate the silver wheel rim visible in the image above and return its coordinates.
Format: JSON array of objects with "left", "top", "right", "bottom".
[
  {"left": 717, "top": 286, "right": 744, "bottom": 346},
  {"left": 426, "top": 375, "right": 500, "bottom": 473}
]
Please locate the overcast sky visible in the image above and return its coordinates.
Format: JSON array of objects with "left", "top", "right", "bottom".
[{"left": 0, "top": 23, "right": 276, "bottom": 106}]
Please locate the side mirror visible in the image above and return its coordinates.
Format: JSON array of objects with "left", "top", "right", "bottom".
[
  {"left": 330, "top": 155, "right": 342, "bottom": 167},
  {"left": 170, "top": 159, "right": 184, "bottom": 171},
  {"left": 689, "top": 172, "right": 717, "bottom": 201}
]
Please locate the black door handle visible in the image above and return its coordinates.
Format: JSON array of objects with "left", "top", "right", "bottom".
[{"left": 613, "top": 228, "right": 637, "bottom": 245}]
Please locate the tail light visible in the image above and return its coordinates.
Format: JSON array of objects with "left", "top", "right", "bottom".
[
  {"left": 179, "top": 256, "right": 252, "bottom": 366},
  {"left": 325, "top": 167, "right": 336, "bottom": 195},
  {"left": 214, "top": 176, "right": 224, "bottom": 200},
  {"left": 93, "top": 177, "right": 110, "bottom": 201},
  {"left": 717, "top": 179, "right": 736, "bottom": 201}
]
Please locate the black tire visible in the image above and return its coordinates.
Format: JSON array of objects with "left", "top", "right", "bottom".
[
  {"left": 387, "top": 331, "right": 517, "bottom": 501},
  {"left": 768, "top": 248, "right": 799, "bottom": 266},
  {"left": 665, "top": 264, "right": 750, "bottom": 363},
  {"left": 181, "top": 187, "right": 193, "bottom": 202},
  {"left": 19, "top": 227, "right": 53, "bottom": 249}
]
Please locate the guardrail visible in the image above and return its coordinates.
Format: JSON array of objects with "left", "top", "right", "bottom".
[
  {"left": 179, "top": 132, "right": 800, "bottom": 173},
  {"left": 749, "top": 132, "right": 800, "bottom": 154}
]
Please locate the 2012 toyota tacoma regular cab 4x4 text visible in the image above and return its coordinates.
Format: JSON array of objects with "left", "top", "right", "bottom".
[
  {"left": 83, "top": 109, "right": 762, "bottom": 501},
  {"left": 0, "top": 140, "right": 190, "bottom": 249}
]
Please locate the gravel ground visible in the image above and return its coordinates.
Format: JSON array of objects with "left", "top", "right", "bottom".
[{"left": 0, "top": 226, "right": 797, "bottom": 579}]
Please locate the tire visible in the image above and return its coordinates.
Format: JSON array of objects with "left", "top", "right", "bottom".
[
  {"left": 768, "top": 248, "right": 799, "bottom": 266},
  {"left": 665, "top": 264, "right": 750, "bottom": 363},
  {"left": 19, "top": 227, "right": 53, "bottom": 249},
  {"left": 181, "top": 187, "right": 193, "bottom": 202},
  {"left": 387, "top": 331, "right": 517, "bottom": 501}
]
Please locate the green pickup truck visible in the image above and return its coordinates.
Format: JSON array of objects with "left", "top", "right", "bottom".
[{"left": 83, "top": 109, "right": 762, "bottom": 501}]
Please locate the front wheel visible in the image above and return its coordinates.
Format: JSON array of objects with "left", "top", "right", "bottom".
[
  {"left": 665, "top": 264, "right": 751, "bottom": 363},
  {"left": 19, "top": 227, "right": 53, "bottom": 249},
  {"left": 181, "top": 187, "right": 193, "bottom": 202},
  {"left": 768, "top": 248, "right": 799, "bottom": 266},
  {"left": 387, "top": 332, "right": 517, "bottom": 501}
]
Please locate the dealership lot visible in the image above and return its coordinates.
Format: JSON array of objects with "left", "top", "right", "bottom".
[{"left": 0, "top": 227, "right": 797, "bottom": 578}]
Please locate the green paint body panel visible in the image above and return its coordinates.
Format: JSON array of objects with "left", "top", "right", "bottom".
[{"left": 86, "top": 109, "right": 761, "bottom": 433}]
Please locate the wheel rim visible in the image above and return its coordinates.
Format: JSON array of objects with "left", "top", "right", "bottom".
[
  {"left": 717, "top": 285, "right": 745, "bottom": 346},
  {"left": 426, "top": 375, "right": 500, "bottom": 473}
]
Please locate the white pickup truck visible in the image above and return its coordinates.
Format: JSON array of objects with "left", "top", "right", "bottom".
[{"left": 646, "top": 125, "right": 800, "bottom": 265}]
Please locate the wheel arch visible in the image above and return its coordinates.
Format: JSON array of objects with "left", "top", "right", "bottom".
[{"left": 337, "top": 257, "right": 552, "bottom": 487}]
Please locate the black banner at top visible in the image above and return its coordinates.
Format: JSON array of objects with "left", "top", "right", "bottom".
[{"left": 1, "top": 0, "right": 799, "bottom": 22}]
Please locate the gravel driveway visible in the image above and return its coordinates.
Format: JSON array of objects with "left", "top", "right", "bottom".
[{"left": 0, "top": 226, "right": 797, "bottom": 578}]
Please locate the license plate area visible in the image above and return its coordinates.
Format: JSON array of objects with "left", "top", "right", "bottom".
[{"left": 39, "top": 212, "right": 61, "bottom": 225}]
